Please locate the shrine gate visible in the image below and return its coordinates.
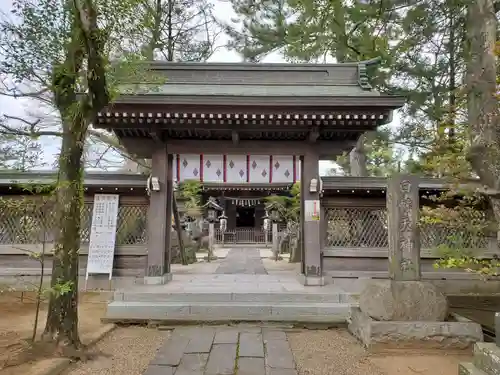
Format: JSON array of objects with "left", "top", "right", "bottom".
[{"left": 95, "top": 61, "right": 404, "bottom": 286}]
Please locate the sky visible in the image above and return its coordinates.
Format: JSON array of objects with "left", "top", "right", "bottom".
[{"left": 0, "top": 0, "right": 399, "bottom": 176}]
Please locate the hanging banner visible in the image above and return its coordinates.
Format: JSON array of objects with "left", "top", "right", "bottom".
[{"left": 85, "top": 194, "right": 120, "bottom": 285}]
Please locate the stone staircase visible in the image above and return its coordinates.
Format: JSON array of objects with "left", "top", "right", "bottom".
[
  {"left": 460, "top": 343, "right": 500, "bottom": 375},
  {"left": 105, "top": 290, "right": 353, "bottom": 323}
]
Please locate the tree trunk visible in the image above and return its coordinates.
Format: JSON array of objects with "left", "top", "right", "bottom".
[
  {"left": 349, "top": 135, "right": 368, "bottom": 177},
  {"left": 43, "top": 120, "right": 85, "bottom": 348},
  {"left": 465, "top": 0, "right": 500, "bottom": 225}
]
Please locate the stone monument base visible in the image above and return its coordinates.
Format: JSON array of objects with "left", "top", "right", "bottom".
[{"left": 348, "top": 307, "right": 483, "bottom": 352}]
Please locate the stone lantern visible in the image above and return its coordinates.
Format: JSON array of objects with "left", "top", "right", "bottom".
[
  {"left": 218, "top": 211, "right": 228, "bottom": 246},
  {"left": 202, "top": 197, "right": 223, "bottom": 253}
]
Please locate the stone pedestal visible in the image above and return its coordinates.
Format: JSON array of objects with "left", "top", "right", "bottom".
[
  {"left": 349, "top": 306, "right": 483, "bottom": 352},
  {"left": 348, "top": 174, "right": 483, "bottom": 350}
]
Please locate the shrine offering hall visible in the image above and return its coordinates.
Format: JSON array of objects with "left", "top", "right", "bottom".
[{"left": 95, "top": 60, "right": 403, "bottom": 285}]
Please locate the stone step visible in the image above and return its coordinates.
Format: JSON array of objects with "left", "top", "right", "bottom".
[
  {"left": 105, "top": 301, "right": 351, "bottom": 323},
  {"left": 113, "top": 291, "right": 353, "bottom": 303},
  {"left": 473, "top": 343, "right": 500, "bottom": 375},
  {"left": 460, "top": 363, "right": 489, "bottom": 375}
]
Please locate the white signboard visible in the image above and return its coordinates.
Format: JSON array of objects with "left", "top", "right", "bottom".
[
  {"left": 304, "top": 199, "right": 321, "bottom": 222},
  {"left": 85, "top": 194, "right": 120, "bottom": 283}
]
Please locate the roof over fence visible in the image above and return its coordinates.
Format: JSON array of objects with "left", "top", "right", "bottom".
[
  {"left": 0, "top": 171, "right": 480, "bottom": 195},
  {"left": 0, "top": 171, "right": 148, "bottom": 189}
]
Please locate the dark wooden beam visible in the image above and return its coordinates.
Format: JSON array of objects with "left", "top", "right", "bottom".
[
  {"left": 108, "top": 94, "right": 406, "bottom": 109},
  {"left": 149, "top": 125, "right": 163, "bottom": 143},
  {"left": 163, "top": 140, "right": 355, "bottom": 159},
  {"left": 232, "top": 130, "right": 239, "bottom": 145}
]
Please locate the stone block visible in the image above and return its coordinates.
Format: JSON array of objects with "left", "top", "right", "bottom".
[
  {"left": 239, "top": 333, "right": 264, "bottom": 357},
  {"left": 214, "top": 329, "right": 240, "bottom": 344},
  {"left": 265, "top": 339, "right": 295, "bottom": 369},
  {"left": 238, "top": 357, "right": 266, "bottom": 375},
  {"left": 262, "top": 329, "right": 287, "bottom": 342},
  {"left": 176, "top": 353, "right": 209, "bottom": 375},
  {"left": 189, "top": 303, "right": 272, "bottom": 320},
  {"left": 151, "top": 333, "right": 190, "bottom": 366},
  {"left": 348, "top": 307, "right": 483, "bottom": 351},
  {"left": 106, "top": 301, "right": 189, "bottom": 320},
  {"left": 184, "top": 327, "right": 215, "bottom": 353},
  {"left": 143, "top": 365, "right": 175, "bottom": 375},
  {"left": 205, "top": 344, "right": 237, "bottom": 375},
  {"left": 459, "top": 363, "right": 488, "bottom": 375},
  {"left": 473, "top": 342, "right": 500, "bottom": 375},
  {"left": 266, "top": 369, "right": 298, "bottom": 375},
  {"left": 359, "top": 280, "right": 447, "bottom": 321},
  {"left": 270, "top": 303, "right": 349, "bottom": 323}
]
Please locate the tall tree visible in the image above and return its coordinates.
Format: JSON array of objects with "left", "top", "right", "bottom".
[
  {"left": 0, "top": 0, "right": 150, "bottom": 349},
  {"left": 465, "top": 0, "right": 500, "bottom": 220},
  {"left": 88, "top": 0, "right": 221, "bottom": 169},
  {"left": 226, "top": 0, "right": 470, "bottom": 177}
]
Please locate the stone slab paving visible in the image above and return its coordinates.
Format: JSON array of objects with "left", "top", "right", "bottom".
[
  {"left": 215, "top": 248, "right": 268, "bottom": 275},
  {"left": 144, "top": 326, "right": 298, "bottom": 375}
]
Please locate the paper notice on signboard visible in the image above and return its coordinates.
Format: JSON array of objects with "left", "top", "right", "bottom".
[
  {"left": 304, "top": 200, "right": 320, "bottom": 221},
  {"left": 86, "top": 194, "right": 119, "bottom": 278}
]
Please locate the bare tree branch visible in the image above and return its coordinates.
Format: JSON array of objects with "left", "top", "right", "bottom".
[{"left": 1, "top": 115, "right": 62, "bottom": 137}]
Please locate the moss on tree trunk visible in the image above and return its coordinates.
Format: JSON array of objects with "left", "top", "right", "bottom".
[{"left": 43, "top": 121, "right": 85, "bottom": 348}]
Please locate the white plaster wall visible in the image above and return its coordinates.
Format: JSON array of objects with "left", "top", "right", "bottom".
[
  {"left": 203, "top": 154, "right": 224, "bottom": 182},
  {"left": 272, "top": 155, "right": 294, "bottom": 183},
  {"left": 179, "top": 154, "right": 201, "bottom": 181},
  {"left": 249, "top": 155, "right": 270, "bottom": 183},
  {"left": 226, "top": 155, "right": 247, "bottom": 182}
]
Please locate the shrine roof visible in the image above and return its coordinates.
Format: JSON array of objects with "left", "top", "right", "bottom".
[
  {"left": 321, "top": 176, "right": 482, "bottom": 195},
  {"left": 94, "top": 60, "right": 406, "bottom": 155},
  {"left": 0, "top": 170, "right": 147, "bottom": 194},
  {"left": 110, "top": 60, "right": 404, "bottom": 107}
]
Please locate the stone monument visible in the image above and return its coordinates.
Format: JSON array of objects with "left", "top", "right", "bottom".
[{"left": 348, "top": 174, "right": 483, "bottom": 351}]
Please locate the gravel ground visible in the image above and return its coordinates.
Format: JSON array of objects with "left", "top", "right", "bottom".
[
  {"left": 65, "top": 327, "right": 167, "bottom": 375},
  {"left": 288, "top": 329, "right": 384, "bottom": 375},
  {"left": 288, "top": 329, "right": 470, "bottom": 375}
]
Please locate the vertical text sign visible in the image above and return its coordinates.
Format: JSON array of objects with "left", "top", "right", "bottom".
[{"left": 86, "top": 194, "right": 120, "bottom": 278}]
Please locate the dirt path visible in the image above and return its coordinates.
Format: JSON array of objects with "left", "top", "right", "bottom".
[
  {"left": 0, "top": 292, "right": 109, "bottom": 375},
  {"left": 63, "top": 327, "right": 166, "bottom": 375}
]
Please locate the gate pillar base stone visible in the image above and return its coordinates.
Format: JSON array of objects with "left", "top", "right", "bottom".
[
  {"left": 298, "top": 274, "right": 325, "bottom": 286},
  {"left": 144, "top": 274, "right": 173, "bottom": 285}
]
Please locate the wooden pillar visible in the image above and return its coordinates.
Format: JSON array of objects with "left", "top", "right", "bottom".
[
  {"left": 387, "top": 174, "right": 421, "bottom": 281},
  {"left": 145, "top": 146, "right": 173, "bottom": 284},
  {"left": 300, "top": 150, "right": 324, "bottom": 286}
]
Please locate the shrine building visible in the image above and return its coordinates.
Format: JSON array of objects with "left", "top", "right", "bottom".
[{"left": 95, "top": 60, "right": 404, "bottom": 285}]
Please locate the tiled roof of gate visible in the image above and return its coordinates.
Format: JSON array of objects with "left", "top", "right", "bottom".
[{"left": 114, "top": 59, "right": 399, "bottom": 102}]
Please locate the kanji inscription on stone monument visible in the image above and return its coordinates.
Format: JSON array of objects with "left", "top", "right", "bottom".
[{"left": 387, "top": 175, "right": 421, "bottom": 281}]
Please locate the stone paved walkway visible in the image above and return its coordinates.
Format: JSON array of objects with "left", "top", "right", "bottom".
[
  {"left": 144, "top": 326, "right": 297, "bottom": 375},
  {"left": 215, "top": 248, "right": 268, "bottom": 275}
]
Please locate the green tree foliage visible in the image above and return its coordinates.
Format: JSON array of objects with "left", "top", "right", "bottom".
[
  {"left": 177, "top": 179, "right": 203, "bottom": 218},
  {"left": 225, "top": 0, "right": 468, "bottom": 176},
  {"left": 264, "top": 183, "right": 300, "bottom": 223},
  {"left": 0, "top": 0, "right": 153, "bottom": 349}
]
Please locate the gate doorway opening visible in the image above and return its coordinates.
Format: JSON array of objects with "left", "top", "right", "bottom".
[{"left": 236, "top": 207, "right": 255, "bottom": 228}]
